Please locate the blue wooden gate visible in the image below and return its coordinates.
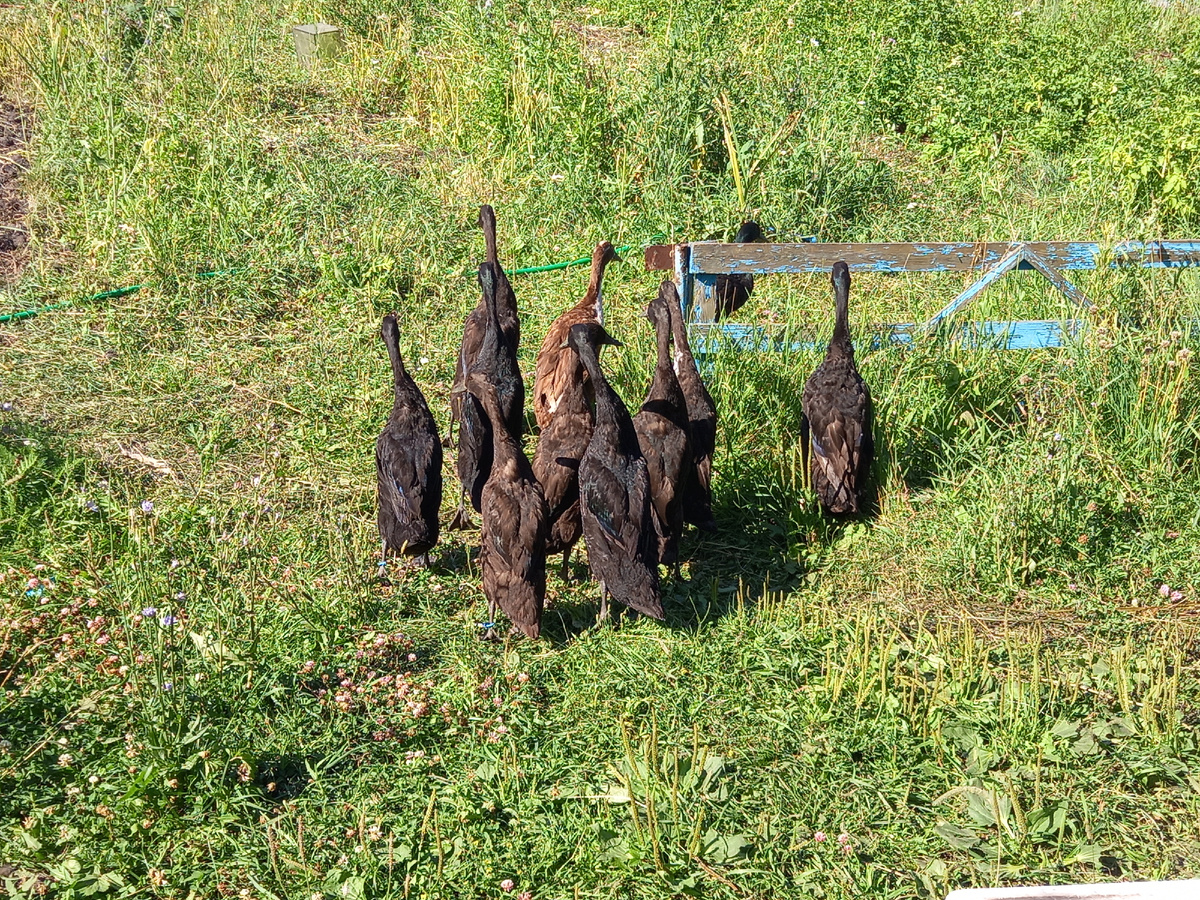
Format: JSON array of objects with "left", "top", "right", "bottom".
[{"left": 643, "top": 240, "right": 1200, "bottom": 352}]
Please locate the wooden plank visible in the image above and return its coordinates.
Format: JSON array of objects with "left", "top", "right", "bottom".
[
  {"left": 945, "top": 879, "right": 1200, "bottom": 900},
  {"left": 1112, "top": 241, "right": 1200, "bottom": 267},
  {"left": 690, "top": 241, "right": 1102, "bottom": 275},
  {"left": 687, "top": 319, "right": 1083, "bottom": 355},
  {"left": 639, "top": 240, "right": 1200, "bottom": 274},
  {"left": 644, "top": 244, "right": 677, "bottom": 272}
]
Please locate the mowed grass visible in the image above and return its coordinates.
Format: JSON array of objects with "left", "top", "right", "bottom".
[{"left": 2, "top": 0, "right": 1200, "bottom": 897}]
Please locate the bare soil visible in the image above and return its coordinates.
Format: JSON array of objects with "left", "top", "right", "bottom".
[{"left": 0, "top": 97, "right": 31, "bottom": 281}]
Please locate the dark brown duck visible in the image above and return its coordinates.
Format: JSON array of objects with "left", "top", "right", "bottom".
[
  {"left": 533, "top": 241, "right": 617, "bottom": 431},
  {"left": 454, "top": 262, "right": 525, "bottom": 524},
  {"left": 376, "top": 313, "right": 443, "bottom": 566},
  {"left": 572, "top": 322, "right": 663, "bottom": 622},
  {"left": 665, "top": 283, "right": 718, "bottom": 532},
  {"left": 800, "top": 261, "right": 874, "bottom": 515},
  {"left": 450, "top": 205, "right": 520, "bottom": 431},
  {"left": 633, "top": 286, "right": 693, "bottom": 567},
  {"left": 464, "top": 372, "right": 548, "bottom": 639},
  {"left": 531, "top": 368, "right": 591, "bottom": 580}
]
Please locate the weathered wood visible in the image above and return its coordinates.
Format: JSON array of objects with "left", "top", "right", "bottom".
[
  {"left": 643, "top": 238, "right": 1200, "bottom": 355},
  {"left": 644, "top": 245, "right": 677, "bottom": 272},
  {"left": 642, "top": 241, "right": 1200, "bottom": 274},
  {"left": 928, "top": 244, "right": 1093, "bottom": 328},
  {"left": 944, "top": 879, "right": 1200, "bottom": 900},
  {"left": 687, "top": 319, "right": 1083, "bottom": 355},
  {"left": 927, "top": 244, "right": 1028, "bottom": 326}
]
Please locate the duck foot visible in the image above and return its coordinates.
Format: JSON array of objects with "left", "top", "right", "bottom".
[{"left": 447, "top": 506, "right": 474, "bottom": 530}]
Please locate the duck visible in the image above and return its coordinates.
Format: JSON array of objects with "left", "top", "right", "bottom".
[
  {"left": 532, "top": 241, "right": 618, "bottom": 431},
  {"left": 462, "top": 372, "right": 548, "bottom": 639},
  {"left": 713, "top": 220, "right": 764, "bottom": 321},
  {"left": 800, "top": 261, "right": 874, "bottom": 515},
  {"left": 571, "top": 322, "right": 664, "bottom": 623},
  {"left": 453, "top": 262, "right": 525, "bottom": 526},
  {"left": 450, "top": 205, "right": 520, "bottom": 436},
  {"left": 376, "top": 313, "right": 443, "bottom": 567},
  {"left": 665, "top": 282, "right": 718, "bottom": 532},
  {"left": 530, "top": 370, "right": 591, "bottom": 580},
  {"left": 632, "top": 286, "right": 693, "bottom": 567}
]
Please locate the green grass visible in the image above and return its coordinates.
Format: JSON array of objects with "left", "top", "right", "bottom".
[{"left": 2, "top": 0, "right": 1200, "bottom": 897}]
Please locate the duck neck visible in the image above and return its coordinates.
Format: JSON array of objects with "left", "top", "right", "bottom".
[
  {"left": 481, "top": 206, "right": 499, "bottom": 267},
  {"left": 385, "top": 327, "right": 414, "bottom": 406},
  {"left": 479, "top": 389, "right": 517, "bottom": 463},
  {"left": 654, "top": 310, "right": 672, "bottom": 375},
  {"left": 480, "top": 266, "right": 504, "bottom": 355},
  {"left": 576, "top": 340, "right": 617, "bottom": 424},
  {"left": 830, "top": 277, "right": 853, "bottom": 357},
  {"left": 668, "top": 304, "right": 698, "bottom": 377},
  {"left": 584, "top": 250, "right": 611, "bottom": 325}
]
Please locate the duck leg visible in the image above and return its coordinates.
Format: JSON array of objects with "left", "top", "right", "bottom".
[
  {"left": 448, "top": 489, "right": 474, "bottom": 530},
  {"left": 480, "top": 598, "right": 500, "bottom": 642},
  {"left": 597, "top": 582, "right": 610, "bottom": 624},
  {"left": 378, "top": 540, "right": 389, "bottom": 579},
  {"left": 559, "top": 546, "right": 573, "bottom": 582}
]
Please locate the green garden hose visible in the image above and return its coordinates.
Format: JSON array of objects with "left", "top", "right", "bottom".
[{"left": 0, "top": 238, "right": 664, "bottom": 324}]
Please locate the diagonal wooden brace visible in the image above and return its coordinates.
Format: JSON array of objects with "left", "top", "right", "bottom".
[{"left": 925, "top": 243, "right": 1092, "bottom": 332}]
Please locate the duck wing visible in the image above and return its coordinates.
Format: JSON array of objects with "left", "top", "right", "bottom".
[
  {"left": 805, "top": 367, "right": 871, "bottom": 512},
  {"left": 481, "top": 480, "right": 547, "bottom": 635}
]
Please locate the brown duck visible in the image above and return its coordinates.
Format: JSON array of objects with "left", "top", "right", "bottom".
[
  {"left": 665, "top": 282, "right": 718, "bottom": 532},
  {"left": 531, "top": 367, "right": 591, "bottom": 580},
  {"left": 800, "top": 262, "right": 874, "bottom": 514},
  {"left": 532, "top": 241, "right": 618, "bottom": 431},
  {"left": 376, "top": 313, "right": 443, "bottom": 566},
  {"left": 633, "top": 287, "right": 693, "bottom": 567},
  {"left": 463, "top": 372, "right": 548, "bottom": 639},
  {"left": 453, "top": 262, "right": 524, "bottom": 527},
  {"left": 450, "top": 205, "right": 520, "bottom": 434},
  {"left": 572, "top": 322, "right": 663, "bottom": 623}
]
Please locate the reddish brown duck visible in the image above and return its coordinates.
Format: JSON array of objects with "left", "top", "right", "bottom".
[
  {"left": 665, "top": 283, "right": 718, "bottom": 532},
  {"left": 450, "top": 205, "right": 520, "bottom": 433},
  {"left": 376, "top": 313, "right": 443, "bottom": 567},
  {"left": 633, "top": 287, "right": 693, "bottom": 568},
  {"left": 571, "top": 322, "right": 663, "bottom": 623},
  {"left": 453, "top": 262, "right": 524, "bottom": 526},
  {"left": 800, "top": 262, "right": 874, "bottom": 514},
  {"left": 463, "top": 372, "right": 548, "bottom": 639},
  {"left": 713, "top": 220, "right": 763, "bottom": 320},
  {"left": 532, "top": 241, "right": 618, "bottom": 431}
]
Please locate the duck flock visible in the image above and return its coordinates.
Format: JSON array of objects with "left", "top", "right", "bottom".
[{"left": 376, "top": 206, "right": 873, "bottom": 638}]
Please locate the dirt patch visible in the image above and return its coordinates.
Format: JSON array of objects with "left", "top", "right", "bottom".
[{"left": 0, "top": 97, "right": 32, "bottom": 281}]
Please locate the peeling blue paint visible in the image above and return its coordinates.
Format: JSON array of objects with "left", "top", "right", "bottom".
[
  {"left": 660, "top": 240, "right": 1200, "bottom": 357},
  {"left": 689, "top": 319, "right": 1087, "bottom": 355}
]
